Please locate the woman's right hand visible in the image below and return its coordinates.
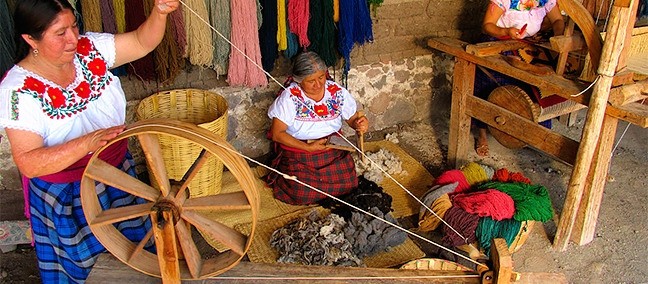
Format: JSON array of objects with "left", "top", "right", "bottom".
[
  {"left": 82, "top": 125, "right": 126, "bottom": 154},
  {"left": 307, "top": 138, "right": 328, "bottom": 152},
  {"left": 505, "top": 27, "right": 524, "bottom": 40}
]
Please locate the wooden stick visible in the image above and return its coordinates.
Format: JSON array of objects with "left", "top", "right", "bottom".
[
  {"left": 356, "top": 110, "right": 366, "bottom": 163},
  {"left": 553, "top": 0, "right": 635, "bottom": 251}
]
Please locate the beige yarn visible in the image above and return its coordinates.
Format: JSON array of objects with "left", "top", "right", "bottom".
[
  {"left": 183, "top": 0, "right": 214, "bottom": 66},
  {"left": 80, "top": 0, "right": 103, "bottom": 32}
]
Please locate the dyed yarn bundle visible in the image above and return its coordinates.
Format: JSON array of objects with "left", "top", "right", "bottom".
[{"left": 418, "top": 162, "right": 554, "bottom": 256}]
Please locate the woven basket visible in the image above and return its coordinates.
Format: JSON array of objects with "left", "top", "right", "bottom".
[
  {"left": 136, "top": 89, "right": 228, "bottom": 197},
  {"left": 400, "top": 258, "right": 472, "bottom": 271}
]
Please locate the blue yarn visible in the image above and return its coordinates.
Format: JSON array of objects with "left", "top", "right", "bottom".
[
  {"left": 338, "top": 0, "right": 374, "bottom": 73},
  {"left": 285, "top": 31, "right": 300, "bottom": 59},
  {"left": 259, "top": 0, "right": 278, "bottom": 71}
]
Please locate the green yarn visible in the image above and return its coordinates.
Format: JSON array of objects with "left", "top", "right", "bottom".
[
  {"left": 476, "top": 217, "right": 521, "bottom": 257},
  {"left": 478, "top": 181, "right": 554, "bottom": 222}
]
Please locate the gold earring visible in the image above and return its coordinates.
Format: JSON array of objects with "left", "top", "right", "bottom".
[{"left": 33, "top": 49, "right": 39, "bottom": 57}]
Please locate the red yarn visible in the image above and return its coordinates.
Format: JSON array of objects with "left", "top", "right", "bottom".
[
  {"left": 288, "top": 0, "right": 310, "bottom": 47},
  {"left": 441, "top": 206, "right": 479, "bottom": 247},
  {"left": 493, "top": 168, "right": 531, "bottom": 184},
  {"left": 452, "top": 189, "right": 515, "bottom": 221},
  {"left": 434, "top": 170, "right": 470, "bottom": 193}
]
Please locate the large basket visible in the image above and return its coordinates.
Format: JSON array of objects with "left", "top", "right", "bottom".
[{"left": 136, "top": 89, "right": 228, "bottom": 197}]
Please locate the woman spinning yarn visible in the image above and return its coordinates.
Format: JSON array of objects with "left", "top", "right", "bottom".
[
  {"left": 474, "top": 0, "right": 564, "bottom": 156},
  {"left": 266, "top": 51, "right": 369, "bottom": 205},
  {"left": 0, "top": 0, "right": 179, "bottom": 282}
]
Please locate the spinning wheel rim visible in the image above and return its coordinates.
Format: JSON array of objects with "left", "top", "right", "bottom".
[{"left": 80, "top": 119, "right": 259, "bottom": 280}]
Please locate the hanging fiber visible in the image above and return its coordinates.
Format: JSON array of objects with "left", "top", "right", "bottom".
[
  {"left": 228, "top": 0, "right": 269, "bottom": 87},
  {"left": 208, "top": 0, "right": 230, "bottom": 75},
  {"left": 113, "top": 1, "right": 126, "bottom": 33},
  {"left": 452, "top": 189, "right": 515, "bottom": 221},
  {"left": 73, "top": 0, "right": 86, "bottom": 34},
  {"left": 80, "top": 0, "right": 103, "bottom": 32},
  {"left": 259, "top": 0, "right": 279, "bottom": 71},
  {"left": 352, "top": 0, "right": 373, "bottom": 44},
  {"left": 169, "top": 6, "right": 187, "bottom": 59},
  {"left": 478, "top": 181, "right": 554, "bottom": 222},
  {"left": 333, "top": 0, "right": 339, "bottom": 22},
  {"left": 419, "top": 182, "right": 458, "bottom": 217},
  {"left": 434, "top": 169, "right": 470, "bottom": 193},
  {"left": 476, "top": 217, "right": 521, "bottom": 257},
  {"left": 418, "top": 193, "right": 452, "bottom": 232},
  {"left": 125, "top": 0, "right": 156, "bottom": 80},
  {"left": 288, "top": 0, "right": 310, "bottom": 47},
  {"left": 307, "top": 0, "right": 337, "bottom": 66},
  {"left": 338, "top": 0, "right": 373, "bottom": 72},
  {"left": 441, "top": 206, "right": 479, "bottom": 247},
  {"left": 277, "top": 0, "right": 288, "bottom": 50},
  {"left": 461, "top": 162, "right": 490, "bottom": 186},
  {"left": 99, "top": 0, "right": 117, "bottom": 33},
  {"left": 0, "top": 0, "right": 15, "bottom": 76},
  {"left": 183, "top": 0, "right": 214, "bottom": 66},
  {"left": 492, "top": 168, "right": 531, "bottom": 184},
  {"left": 145, "top": 0, "right": 182, "bottom": 84},
  {"left": 285, "top": 30, "right": 300, "bottom": 58}
]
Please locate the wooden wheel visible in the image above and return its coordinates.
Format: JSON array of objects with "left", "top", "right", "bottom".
[
  {"left": 487, "top": 85, "right": 540, "bottom": 149},
  {"left": 80, "top": 119, "right": 259, "bottom": 280}
]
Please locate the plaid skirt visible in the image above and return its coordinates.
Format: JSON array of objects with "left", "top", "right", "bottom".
[
  {"left": 28, "top": 152, "right": 149, "bottom": 283},
  {"left": 266, "top": 147, "right": 358, "bottom": 205}
]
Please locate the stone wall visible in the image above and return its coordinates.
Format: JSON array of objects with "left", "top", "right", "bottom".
[{"left": 0, "top": 0, "right": 483, "bottom": 192}]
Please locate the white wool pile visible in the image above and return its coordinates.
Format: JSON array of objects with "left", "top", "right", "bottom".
[
  {"left": 385, "top": 133, "right": 399, "bottom": 144},
  {"left": 355, "top": 149, "right": 405, "bottom": 184}
]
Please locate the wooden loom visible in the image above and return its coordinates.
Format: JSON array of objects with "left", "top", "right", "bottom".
[
  {"left": 426, "top": 0, "right": 647, "bottom": 252},
  {"left": 81, "top": 119, "right": 566, "bottom": 283}
]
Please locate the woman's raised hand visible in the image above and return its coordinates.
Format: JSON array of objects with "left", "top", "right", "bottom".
[
  {"left": 353, "top": 116, "right": 369, "bottom": 133},
  {"left": 155, "top": 0, "right": 180, "bottom": 14}
]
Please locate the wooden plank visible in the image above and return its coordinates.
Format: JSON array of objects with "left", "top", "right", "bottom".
[
  {"left": 608, "top": 79, "right": 648, "bottom": 106},
  {"left": 606, "top": 101, "right": 648, "bottom": 127},
  {"left": 447, "top": 58, "right": 475, "bottom": 167},
  {"left": 465, "top": 40, "right": 530, "bottom": 57},
  {"left": 151, "top": 210, "right": 181, "bottom": 284},
  {"left": 573, "top": 115, "right": 618, "bottom": 245},
  {"left": 549, "top": 34, "right": 585, "bottom": 53},
  {"left": 466, "top": 96, "right": 579, "bottom": 165},
  {"left": 554, "top": 1, "right": 634, "bottom": 251},
  {"left": 490, "top": 239, "right": 512, "bottom": 284},
  {"left": 88, "top": 253, "right": 568, "bottom": 283}
]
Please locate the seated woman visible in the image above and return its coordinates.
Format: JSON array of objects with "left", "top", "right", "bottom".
[
  {"left": 475, "top": 0, "right": 565, "bottom": 156},
  {"left": 266, "top": 51, "right": 369, "bottom": 205}
]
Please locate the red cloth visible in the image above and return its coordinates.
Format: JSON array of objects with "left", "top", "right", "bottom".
[
  {"left": 452, "top": 189, "right": 516, "bottom": 221},
  {"left": 22, "top": 140, "right": 128, "bottom": 219},
  {"left": 434, "top": 170, "right": 471, "bottom": 193},
  {"left": 266, "top": 144, "right": 357, "bottom": 205}
]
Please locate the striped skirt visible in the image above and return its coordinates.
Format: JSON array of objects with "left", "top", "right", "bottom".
[{"left": 28, "top": 153, "right": 150, "bottom": 283}]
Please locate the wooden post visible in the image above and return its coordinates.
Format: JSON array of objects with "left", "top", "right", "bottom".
[
  {"left": 151, "top": 204, "right": 181, "bottom": 283},
  {"left": 448, "top": 58, "right": 475, "bottom": 167},
  {"left": 553, "top": 0, "right": 635, "bottom": 251},
  {"left": 357, "top": 110, "right": 366, "bottom": 163}
]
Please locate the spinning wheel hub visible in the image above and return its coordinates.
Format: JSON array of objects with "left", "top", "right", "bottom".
[{"left": 151, "top": 199, "right": 181, "bottom": 227}]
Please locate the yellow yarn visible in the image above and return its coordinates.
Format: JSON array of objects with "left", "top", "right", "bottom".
[
  {"left": 461, "top": 162, "right": 489, "bottom": 186},
  {"left": 276, "top": 0, "right": 287, "bottom": 51},
  {"left": 113, "top": 0, "right": 126, "bottom": 33},
  {"left": 80, "top": 0, "right": 103, "bottom": 32},
  {"left": 183, "top": 0, "right": 214, "bottom": 66},
  {"left": 418, "top": 194, "right": 452, "bottom": 232},
  {"left": 333, "top": 0, "right": 339, "bottom": 22}
]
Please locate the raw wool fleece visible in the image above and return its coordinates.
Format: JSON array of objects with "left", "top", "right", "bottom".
[
  {"left": 319, "top": 175, "right": 393, "bottom": 220},
  {"left": 344, "top": 207, "right": 407, "bottom": 258},
  {"left": 270, "top": 210, "right": 363, "bottom": 266},
  {"left": 354, "top": 149, "right": 405, "bottom": 184}
]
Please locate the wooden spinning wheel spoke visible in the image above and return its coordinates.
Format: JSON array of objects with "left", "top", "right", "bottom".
[
  {"left": 182, "top": 192, "right": 251, "bottom": 211},
  {"left": 128, "top": 229, "right": 154, "bottom": 262},
  {"left": 90, "top": 203, "right": 154, "bottom": 226},
  {"left": 175, "top": 219, "right": 203, "bottom": 278},
  {"left": 137, "top": 133, "right": 172, "bottom": 196},
  {"left": 181, "top": 210, "right": 247, "bottom": 256},
  {"left": 177, "top": 149, "right": 213, "bottom": 196},
  {"left": 85, "top": 159, "right": 160, "bottom": 202}
]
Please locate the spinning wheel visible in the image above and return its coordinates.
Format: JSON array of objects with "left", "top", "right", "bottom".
[
  {"left": 487, "top": 85, "right": 540, "bottom": 149},
  {"left": 80, "top": 119, "right": 259, "bottom": 280}
]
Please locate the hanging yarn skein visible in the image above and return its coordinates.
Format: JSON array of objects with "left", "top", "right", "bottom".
[
  {"left": 277, "top": 0, "right": 288, "bottom": 50},
  {"left": 144, "top": 0, "right": 182, "bottom": 84},
  {"left": 124, "top": 0, "right": 156, "bottom": 80},
  {"left": 169, "top": 5, "right": 187, "bottom": 59},
  {"left": 80, "top": 0, "right": 103, "bottom": 32},
  {"left": 228, "top": 0, "right": 269, "bottom": 87},
  {"left": 183, "top": 0, "right": 214, "bottom": 67},
  {"left": 338, "top": 0, "right": 374, "bottom": 73},
  {"left": 307, "top": 0, "right": 337, "bottom": 66},
  {"left": 288, "top": 0, "right": 311, "bottom": 47},
  {"left": 99, "top": 0, "right": 117, "bottom": 33},
  {"left": 209, "top": 0, "right": 231, "bottom": 75},
  {"left": 259, "top": 0, "right": 279, "bottom": 72},
  {"left": 113, "top": 0, "right": 126, "bottom": 33}
]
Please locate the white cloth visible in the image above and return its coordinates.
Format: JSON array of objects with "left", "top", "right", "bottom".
[
  {"left": 491, "top": 0, "right": 557, "bottom": 37},
  {"left": 268, "top": 81, "right": 357, "bottom": 140},
  {"left": 0, "top": 33, "right": 126, "bottom": 147}
]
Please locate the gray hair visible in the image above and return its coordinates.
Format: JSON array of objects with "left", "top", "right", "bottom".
[{"left": 291, "top": 51, "right": 327, "bottom": 83}]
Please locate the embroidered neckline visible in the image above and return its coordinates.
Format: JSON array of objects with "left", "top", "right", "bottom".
[
  {"left": 509, "top": 0, "right": 548, "bottom": 11},
  {"left": 289, "top": 81, "right": 345, "bottom": 120}
]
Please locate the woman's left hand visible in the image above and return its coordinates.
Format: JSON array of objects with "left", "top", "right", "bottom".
[
  {"left": 155, "top": 0, "right": 180, "bottom": 14},
  {"left": 353, "top": 116, "right": 369, "bottom": 133}
]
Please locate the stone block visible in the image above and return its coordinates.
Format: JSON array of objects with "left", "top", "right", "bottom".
[{"left": 376, "top": 1, "right": 426, "bottom": 19}]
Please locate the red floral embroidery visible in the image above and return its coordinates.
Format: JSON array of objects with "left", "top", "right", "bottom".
[
  {"left": 47, "top": 87, "right": 65, "bottom": 108},
  {"left": 289, "top": 87, "right": 303, "bottom": 99},
  {"left": 326, "top": 84, "right": 341, "bottom": 94},
  {"left": 23, "top": 76, "right": 46, "bottom": 94},
  {"left": 74, "top": 81, "right": 91, "bottom": 99},
  {"left": 314, "top": 104, "right": 329, "bottom": 116},
  {"left": 77, "top": 37, "right": 92, "bottom": 56},
  {"left": 88, "top": 58, "right": 107, "bottom": 76}
]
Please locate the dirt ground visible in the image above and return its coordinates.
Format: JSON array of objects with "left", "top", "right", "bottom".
[{"left": 1, "top": 109, "right": 646, "bottom": 283}]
